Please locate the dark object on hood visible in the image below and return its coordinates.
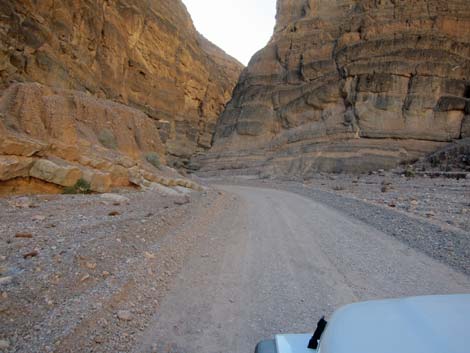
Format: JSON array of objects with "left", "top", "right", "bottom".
[{"left": 308, "top": 316, "right": 328, "bottom": 350}]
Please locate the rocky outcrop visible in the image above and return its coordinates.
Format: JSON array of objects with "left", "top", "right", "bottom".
[
  {"left": 196, "top": 0, "right": 470, "bottom": 176},
  {"left": 414, "top": 138, "right": 470, "bottom": 173},
  {"left": 0, "top": 83, "right": 201, "bottom": 194},
  {"left": 0, "top": 0, "right": 243, "bottom": 194},
  {"left": 0, "top": 0, "right": 243, "bottom": 166}
]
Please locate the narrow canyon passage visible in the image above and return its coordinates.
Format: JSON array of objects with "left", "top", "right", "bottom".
[
  {"left": 1, "top": 1, "right": 470, "bottom": 352},
  {"left": 134, "top": 185, "right": 470, "bottom": 353}
]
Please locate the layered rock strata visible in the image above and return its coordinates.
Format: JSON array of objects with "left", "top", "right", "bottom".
[
  {"left": 196, "top": 0, "right": 470, "bottom": 176},
  {"left": 0, "top": 83, "right": 200, "bottom": 194},
  {"left": 0, "top": 0, "right": 242, "bottom": 164},
  {"left": 0, "top": 0, "right": 242, "bottom": 193}
]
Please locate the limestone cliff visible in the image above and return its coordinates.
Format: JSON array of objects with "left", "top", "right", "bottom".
[
  {"left": 0, "top": 0, "right": 242, "bottom": 193},
  {"left": 197, "top": 0, "right": 470, "bottom": 176}
]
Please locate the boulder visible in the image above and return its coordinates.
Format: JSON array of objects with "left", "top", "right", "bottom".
[
  {"left": 117, "top": 310, "right": 132, "bottom": 322},
  {"left": 0, "top": 131, "right": 46, "bottom": 157},
  {"left": 81, "top": 169, "right": 112, "bottom": 193},
  {"left": 0, "top": 156, "right": 33, "bottom": 181},
  {"left": 29, "top": 159, "right": 81, "bottom": 187},
  {"left": 100, "top": 193, "right": 130, "bottom": 204}
]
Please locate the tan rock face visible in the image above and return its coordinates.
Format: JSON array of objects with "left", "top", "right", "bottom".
[
  {"left": 0, "top": 0, "right": 243, "bottom": 194},
  {"left": 0, "top": 0, "right": 243, "bottom": 165},
  {"left": 0, "top": 156, "right": 33, "bottom": 181},
  {"left": 0, "top": 83, "right": 166, "bottom": 159},
  {"left": 0, "top": 83, "right": 202, "bottom": 193},
  {"left": 197, "top": 0, "right": 470, "bottom": 176}
]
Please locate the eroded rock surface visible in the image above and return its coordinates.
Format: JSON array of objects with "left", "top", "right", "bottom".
[
  {"left": 0, "top": 0, "right": 242, "bottom": 193},
  {"left": 197, "top": 0, "right": 470, "bottom": 176},
  {"left": 0, "top": 83, "right": 201, "bottom": 194},
  {"left": 0, "top": 0, "right": 242, "bottom": 159}
]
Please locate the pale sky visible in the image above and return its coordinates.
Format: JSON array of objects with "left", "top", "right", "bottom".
[{"left": 182, "top": 0, "right": 277, "bottom": 66}]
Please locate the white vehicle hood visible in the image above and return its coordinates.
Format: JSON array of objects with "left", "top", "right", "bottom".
[
  {"left": 275, "top": 334, "right": 312, "bottom": 353},
  {"left": 275, "top": 294, "right": 470, "bottom": 353}
]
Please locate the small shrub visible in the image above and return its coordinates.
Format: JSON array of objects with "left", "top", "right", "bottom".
[
  {"left": 332, "top": 185, "right": 345, "bottom": 191},
  {"left": 63, "top": 178, "right": 91, "bottom": 194},
  {"left": 145, "top": 152, "right": 161, "bottom": 169},
  {"left": 98, "top": 129, "right": 117, "bottom": 149},
  {"left": 404, "top": 166, "right": 415, "bottom": 178}
]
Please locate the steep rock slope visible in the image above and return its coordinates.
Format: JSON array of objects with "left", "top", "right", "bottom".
[
  {"left": 0, "top": 0, "right": 242, "bottom": 193},
  {"left": 0, "top": 0, "right": 242, "bottom": 162},
  {"left": 0, "top": 82, "right": 185, "bottom": 194},
  {"left": 197, "top": 0, "right": 470, "bottom": 176}
]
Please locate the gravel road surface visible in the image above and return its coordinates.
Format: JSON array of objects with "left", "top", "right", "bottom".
[{"left": 135, "top": 185, "right": 470, "bottom": 353}]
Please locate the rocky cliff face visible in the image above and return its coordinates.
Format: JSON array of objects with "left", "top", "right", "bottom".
[
  {"left": 0, "top": 0, "right": 242, "bottom": 159},
  {"left": 197, "top": 0, "right": 470, "bottom": 176},
  {"left": 0, "top": 82, "right": 204, "bottom": 195},
  {"left": 0, "top": 0, "right": 242, "bottom": 193}
]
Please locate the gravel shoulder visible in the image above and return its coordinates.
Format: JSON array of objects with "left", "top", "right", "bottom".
[{"left": 0, "top": 188, "right": 223, "bottom": 353}]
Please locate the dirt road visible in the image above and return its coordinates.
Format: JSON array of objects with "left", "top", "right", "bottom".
[{"left": 135, "top": 185, "right": 470, "bottom": 353}]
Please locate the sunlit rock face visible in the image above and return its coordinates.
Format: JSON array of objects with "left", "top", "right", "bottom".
[
  {"left": 0, "top": 0, "right": 243, "bottom": 193},
  {"left": 0, "top": 0, "right": 243, "bottom": 166},
  {"left": 196, "top": 0, "right": 470, "bottom": 176}
]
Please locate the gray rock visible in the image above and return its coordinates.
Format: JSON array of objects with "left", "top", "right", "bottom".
[
  {"left": 117, "top": 310, "right": 133, "bottom": 321},
  {"left": 100, "top": 194, "right": 130, "bottom": 204},
  {"left": 0, "top": 276, "right": 13, "bottom": 286}
]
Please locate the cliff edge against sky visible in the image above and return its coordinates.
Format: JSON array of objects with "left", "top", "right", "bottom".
[
  {"left": 196, "top": 0, "right": 470, "bottom": 176},
  {"left": 0, "top": 0, "right": 243, "bottom": 193}
]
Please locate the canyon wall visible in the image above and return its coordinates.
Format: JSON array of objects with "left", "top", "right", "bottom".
[
  {"left": 0, "top": 0, "right": 242, "bottom": 193},
  {"left": 196, "top": 0, "right": 470, "bottom": 176}
]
